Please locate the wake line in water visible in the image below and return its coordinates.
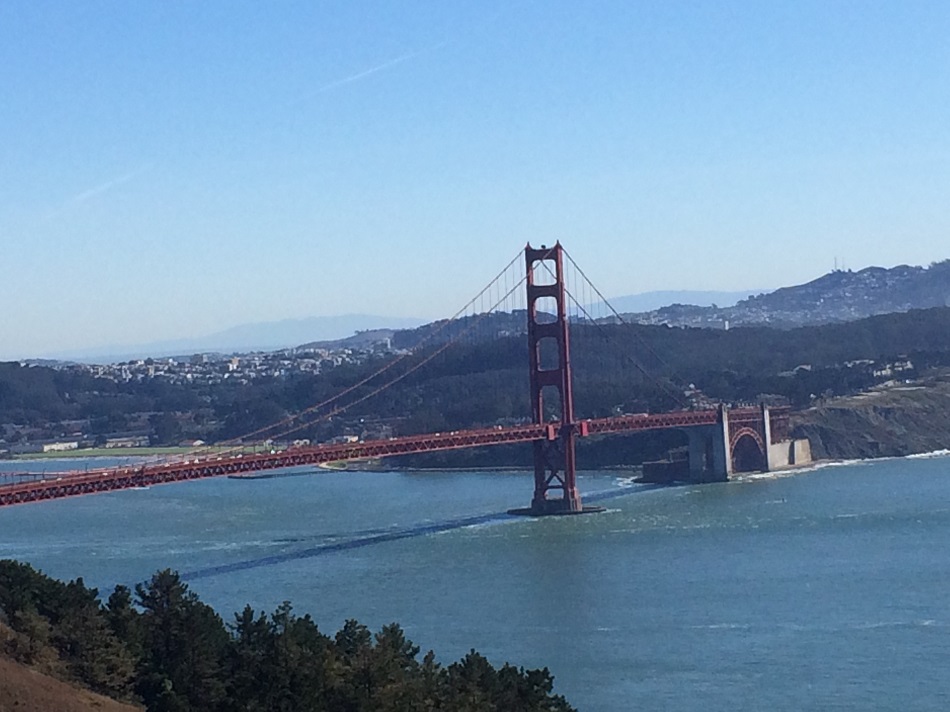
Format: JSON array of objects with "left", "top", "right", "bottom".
[{"left": 181, "top": 485, "right": 662, "bottom": 581}]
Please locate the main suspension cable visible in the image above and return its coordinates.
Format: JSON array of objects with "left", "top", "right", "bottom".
[{"left": 536, "top": 249, "right": 689, "bottom": 409}]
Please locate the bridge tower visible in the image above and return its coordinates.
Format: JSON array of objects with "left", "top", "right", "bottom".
[{"left": 511, "top": 242, "right": 601, "bottom": 516}]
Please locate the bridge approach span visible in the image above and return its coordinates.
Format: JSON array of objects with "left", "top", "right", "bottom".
[{"left": 0, "top": 407, "right": 777, "bottom": 507}]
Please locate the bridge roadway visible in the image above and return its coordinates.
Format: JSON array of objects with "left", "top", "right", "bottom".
[{"left": 0, "top": 407, "right": 782, "bottom": 507}]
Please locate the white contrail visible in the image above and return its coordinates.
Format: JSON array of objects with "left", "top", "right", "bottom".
[
  {"left": 289, "top": 3, "right": 521, "bottom": 105},
  {"left": 314, "top": 40, "right": 449, "bottom": 94},
  {"left": 69, "top": 164, "right": 153, "bottom": 204},
  {"left": 43, "top": 163, "right": 153, "bottom": 222}
]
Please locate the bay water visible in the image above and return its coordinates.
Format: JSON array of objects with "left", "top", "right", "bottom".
[{"left": 2, "top": 455, "right": 950, "bottom": 710}]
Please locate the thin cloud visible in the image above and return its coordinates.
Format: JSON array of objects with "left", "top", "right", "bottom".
[
  {"left": 288, "top": 3, "right": 521, "bottom": 106},
  {"left": 314, "top": 40, "right": 450, "bottom": 94},
  {"left": 44, "top": 163, "right": 153, "bottom": 222},
  {"left": 70, "top": 165, "right": 151, "bottom": 204},
  {"left": 284, "top": 39, "right": 451, "bottom": 111}
]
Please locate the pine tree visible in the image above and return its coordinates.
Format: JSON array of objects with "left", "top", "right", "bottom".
[{"left": 135, "top": 569, "right": 229, "bottom": 712}]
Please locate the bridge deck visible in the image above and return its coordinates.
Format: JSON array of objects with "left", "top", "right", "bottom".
[{"left": 0, "top": 407, "right": 785, "bottom": 506}]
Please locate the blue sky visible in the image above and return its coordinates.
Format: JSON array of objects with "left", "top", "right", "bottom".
[{"left": 2, "top": 1, "right": 949, "bottom": 359}]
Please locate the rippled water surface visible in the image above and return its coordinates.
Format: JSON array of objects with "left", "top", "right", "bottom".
[{"left": 3, "top": 456, "right": 950, "bottom": 711}]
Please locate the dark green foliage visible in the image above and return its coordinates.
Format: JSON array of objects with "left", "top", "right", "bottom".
[
  {"left": 106, "top": 584, "right": 143, "bottom": 660},
  {"left": 218, "top": 397, "right": 288, "bottom": 441},
  {"left": 149, "top": 413, "right": 183, "bottom": 446},
  {"left": 134, "top": 570, "right": 229, "bottom": 712},
  {"left": 0, "top": 560, "right": 575, "bottom": 712},
  {"left": 228, "top": 602, "right": 335, "bottom": 711},
  {"left": 444, "top": 651, "right": 573, "bottom": 712},
  {"left": 0, "top": 362, "right": 74, "bottom": 423},
  {"left": 0, "top": 560, "right": 135, "bottom": 697},
  {"left": 55, "top": 597, "right": 136, "bottom": 698}
]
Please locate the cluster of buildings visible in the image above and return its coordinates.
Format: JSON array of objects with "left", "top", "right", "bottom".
[
  {"left": 2, "top": 343, "right": 400, "bottom": 458},
  {"left": 76, "top": 345, "right": 386, "bottom": 386}
]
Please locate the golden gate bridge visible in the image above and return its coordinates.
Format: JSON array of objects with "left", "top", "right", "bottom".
[{"left": 0, "top": 244, "right": 795, "bottom": 512}]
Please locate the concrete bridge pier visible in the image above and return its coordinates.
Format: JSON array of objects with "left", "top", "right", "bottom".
[
  {"left": 760, "top": 403, "right": 773, "bottom": 472},
  {"left": 686, "top": 405, "right": 733, "bottom": 483}
]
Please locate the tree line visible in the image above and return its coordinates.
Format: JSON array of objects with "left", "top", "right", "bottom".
[{"left": 0, "top": 560, "right": 574, "bottom": 711}]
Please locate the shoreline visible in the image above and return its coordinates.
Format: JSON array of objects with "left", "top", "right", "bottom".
[{"left": 6, "top": 449, "right": 950, "bottom": 482}]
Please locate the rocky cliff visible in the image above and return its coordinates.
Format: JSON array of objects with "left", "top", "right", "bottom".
[{"left": 790, "top": 371, "right": 950, "bottom": 460}]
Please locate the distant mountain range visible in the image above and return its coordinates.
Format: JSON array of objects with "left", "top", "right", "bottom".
[
  {"left": 598, "top": 289, "right": 764, "bottom": 314},
  {"left": 41, "top": 293, "right": 762, "bottom": 363},
  {"left": 626, "top": 260, "right": 950, "bottom": 329},
  {"left": 34, "top": 260, "right": 950, "bottom": 363},
  {"left": 44, "top": 315, "right": 426, "bottom": 363}
]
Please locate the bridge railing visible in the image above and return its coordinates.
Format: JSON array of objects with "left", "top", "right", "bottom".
[{"left": 0, "top": 406, "right": 787, "bottom": 507}]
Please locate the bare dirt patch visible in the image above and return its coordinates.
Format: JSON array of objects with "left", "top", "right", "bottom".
[{"left": 0, "top": 656, "right": 141, "bottom": 712}]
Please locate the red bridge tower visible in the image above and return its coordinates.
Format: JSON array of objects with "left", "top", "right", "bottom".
[{"left": 511, "top": 242, "right": 603, "bottom": 516}]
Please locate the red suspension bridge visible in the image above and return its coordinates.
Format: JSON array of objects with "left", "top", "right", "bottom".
[{"left": 0, "top": 244, "right": 798, "bottom": 512}]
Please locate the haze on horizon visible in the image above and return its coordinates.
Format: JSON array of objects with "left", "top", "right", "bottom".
[{"left": 2, "top": 1, "right": 949, "bottom": 362}]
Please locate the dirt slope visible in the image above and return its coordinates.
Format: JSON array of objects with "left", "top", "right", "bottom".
[{"left": 0, "top": 656, "right": 141, "bottom": 712}]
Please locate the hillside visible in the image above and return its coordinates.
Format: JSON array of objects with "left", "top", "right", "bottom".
[
  {"left": 791, "top": 370, "right": 950, "bottom": 460},
  {"left": 0, "top": 563, "right": 575, "bottom": 712},
  {"left": 627, "top": 259, "right": 950, "bottom": 329},
  {"left": 5, "top": 307, "right": 950, "bottom": 461}
]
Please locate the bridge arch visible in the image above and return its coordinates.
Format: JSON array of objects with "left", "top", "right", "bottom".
[{"left": 730, "top": 426, "right": 767, "bottom": 473}]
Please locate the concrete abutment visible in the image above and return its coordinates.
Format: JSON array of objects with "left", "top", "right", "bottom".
[{"left": 643, "top": 404, "right": 811, "bottom": 484}]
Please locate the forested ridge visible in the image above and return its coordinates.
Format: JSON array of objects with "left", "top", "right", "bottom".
[
  {"left": 4, "top": 307, "right": 950, "bottom": 463},
  {"left": 0, "top": 560, "right": 574, "bottom": 711}
]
